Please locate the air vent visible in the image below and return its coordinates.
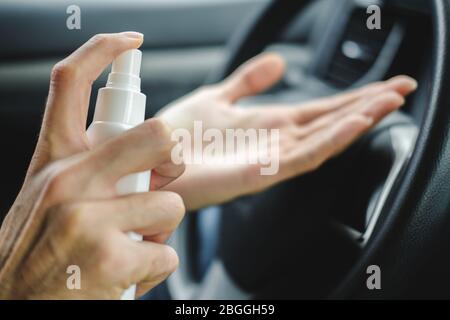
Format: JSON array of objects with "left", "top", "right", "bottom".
[{"left": 325, "top": 8, "right": 395, "bottom": 87}]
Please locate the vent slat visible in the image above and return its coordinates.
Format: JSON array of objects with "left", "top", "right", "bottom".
[{"left": 325, "top": 8, "right": 396, "bottom": 87}]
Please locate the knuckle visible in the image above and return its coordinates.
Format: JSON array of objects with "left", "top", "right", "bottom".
[
  {"left": 143, "top": 119, "right": 175, "bottom": 154},
  {"left": 145, "top": 118, "right": 172, "bottom": 140},
  {"left": 52, "top": 203, "right": 90, "bottom": 237},
  {"left": 89, "top": 33, "right": 110, "bottom": 47},
  {"left": 51, "top": 61, "right": 78, "bottom": 84},
  {"left": 44, "top": 165, "right": 79, "bottom": 201},
  {"left": 45, "top": 169, "right": 69, "bottom": 200},
  {"left": 96, "top": 241, "right": 121, "bottom": 275}
]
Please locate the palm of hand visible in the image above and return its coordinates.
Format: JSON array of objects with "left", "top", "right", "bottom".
[{"left": 159, "top": 53, "right": 417, "bottom": 210}]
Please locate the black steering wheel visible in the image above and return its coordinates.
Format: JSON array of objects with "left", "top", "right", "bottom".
[{"left": 169, "top": 0, "right": 450, "bottom": 299}]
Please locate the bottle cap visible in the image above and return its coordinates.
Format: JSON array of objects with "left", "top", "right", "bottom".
[
  {"left": 93, "top": 49, "right": 146, "bottom": 126},
  {"left": 106, "top": 49, "right": 142, "bottom": 92}
]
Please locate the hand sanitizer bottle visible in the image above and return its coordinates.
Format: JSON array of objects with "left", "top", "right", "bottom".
[{"left": 86, "top": 49, "right": 150, "bottom": 300}]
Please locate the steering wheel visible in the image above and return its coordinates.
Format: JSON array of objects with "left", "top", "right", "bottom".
[{"left": 168, "top": 0, "right": 450, "bottom": 299}]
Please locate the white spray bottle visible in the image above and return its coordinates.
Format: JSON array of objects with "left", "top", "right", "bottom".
[{"left": 86, "top": 49, "right": 150, "bottom": 300}]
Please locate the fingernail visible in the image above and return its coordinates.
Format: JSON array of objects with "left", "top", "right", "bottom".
[
  {"left": 121, "top": 31, "right": 144, "bottom": 40},
  {"left": 390, "top": 75, "right": 418, "bottom": 90},
  {"left": 410, "top": 79, "right": 419, "bottom": 90},
  {"left": 403, "top": 77, "right": 418, "bottom": 90}
]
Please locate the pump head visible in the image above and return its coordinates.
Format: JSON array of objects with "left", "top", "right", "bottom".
[
  {"left": 93, "top": 49, "right": 146, "bottom": 126},
  {"left": 106, "top": 49, "right": 142, "bottom": 92}
]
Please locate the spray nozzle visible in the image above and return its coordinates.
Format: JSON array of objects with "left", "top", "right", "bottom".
[{"left": 106, "top": 49, "right": 142, "bottom": 92}]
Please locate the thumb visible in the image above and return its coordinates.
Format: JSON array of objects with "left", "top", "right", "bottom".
[{"left": 219, "top": 52, "right": 286, "bottom": 103}]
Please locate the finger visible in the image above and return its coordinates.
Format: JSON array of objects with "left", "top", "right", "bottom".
[
  {"left": 360, "top": 92, "right": 405, "bottom": 121},
  {"left": 150, "top": 160, "right": 186, "bottom": 190},
  {"left": 132, "top": 242, "right": 179, "bottom": 297},
  {"left": 293, "top": 75, "right": 417, "bottom": 124},
  {"left": 41, "top": 32, "right": 144, "bottom": 160},
  {"left": 218, "top": 53, "right": 286, "bottom": 103},
  {"left": 79, "top": 118, "right": 179, "bottom": 190},
  {"left": 94, "top": 191, "right": 185, "bottom": 235},
  {"left": 289, "top": 115, "right": 374, "bottom": 175},
  {"left": 143, "top": 232, "right": 172, "bottom": 244},
  {"left": 296, "top": 91, "right": 405, "bottom": 139}
]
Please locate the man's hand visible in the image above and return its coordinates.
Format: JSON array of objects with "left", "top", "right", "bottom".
[
  {"left": 159, "top": 53, "right": 418, "bottom": 210},
  {"left": 0, "top": 33, "right": 185, "bottom": 299}
]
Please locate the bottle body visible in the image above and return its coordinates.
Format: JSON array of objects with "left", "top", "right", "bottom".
[
  {"left": 89, "top": 48, "right": 148, "bottom": 300},
  {"left": 86, "top": 121, "right": 151, "bottom": 299}
]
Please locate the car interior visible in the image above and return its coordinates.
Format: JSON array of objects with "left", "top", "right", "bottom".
[{"left": 1, "top": 0, "right": 450, "bottom": 299}]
